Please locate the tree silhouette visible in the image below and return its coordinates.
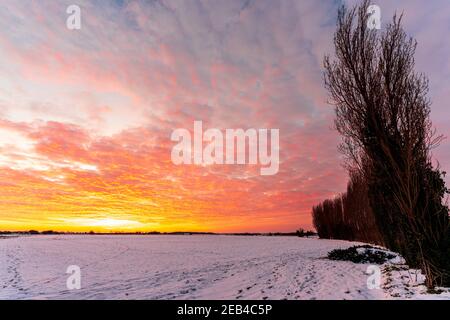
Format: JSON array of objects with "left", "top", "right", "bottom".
[{"left": 323, "top": 0, "right": 450, "bottom": 287}]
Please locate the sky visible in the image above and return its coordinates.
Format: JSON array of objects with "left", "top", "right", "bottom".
[{"left": 0, "top": 0, "right": 449, "bottom": 233}]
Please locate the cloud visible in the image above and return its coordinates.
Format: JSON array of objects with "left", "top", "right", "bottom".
[{"left": 0, "top": 0, "right": 448, "bottom": 232}]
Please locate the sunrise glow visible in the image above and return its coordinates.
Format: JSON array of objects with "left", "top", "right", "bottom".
[{"left": 1, "top": 0, "right": 449, "bottom": 233}]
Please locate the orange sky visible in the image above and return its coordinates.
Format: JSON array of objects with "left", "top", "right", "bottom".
[{"left": 0, "top": 118, "right": 344, "bottom": 232}]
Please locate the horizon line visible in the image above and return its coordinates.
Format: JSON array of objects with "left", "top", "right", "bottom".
[{"left": 0, "top": 229, "right": 316, "bottom": 236}]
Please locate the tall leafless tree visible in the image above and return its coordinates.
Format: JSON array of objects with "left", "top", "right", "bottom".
[{"left": 323, "top": 0, "right": 450, "bottom": 287}]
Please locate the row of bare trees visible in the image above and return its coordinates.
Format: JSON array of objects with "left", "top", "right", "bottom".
[
  {"left": 313, "top": 170, "right": 384, "bottom": 245},
  {"left": 317, "top": 0, "right": 450, "bottom": 288}
]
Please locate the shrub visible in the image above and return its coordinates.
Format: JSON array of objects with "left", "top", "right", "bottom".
[{"left": 327, "top": 245, "right": 396, "bottom": 264}]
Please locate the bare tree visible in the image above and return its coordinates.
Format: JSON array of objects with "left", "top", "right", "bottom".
[
  {"left": 312, "top": 169, "right": 383, "bottom": 245},
  {"left": 324, "top": 0, "right": 450, "bottom": 287}
]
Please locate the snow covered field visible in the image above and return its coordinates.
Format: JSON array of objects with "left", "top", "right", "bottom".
[{"left": 0, "top": 235, "right": 448, "bottom": 300}]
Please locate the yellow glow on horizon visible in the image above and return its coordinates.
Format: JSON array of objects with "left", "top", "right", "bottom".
[{"left": 63, "top": 218, "right": 144, "bottom": 229}]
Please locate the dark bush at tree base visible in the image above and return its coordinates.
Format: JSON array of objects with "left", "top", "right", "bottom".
[{"left": 328, "top": 245, "right": 396, "bottom": 264}]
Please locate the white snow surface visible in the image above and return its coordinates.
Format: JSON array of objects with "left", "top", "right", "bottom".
[{"left": 0, "top": 235, "right": 449, "bottom": 300}]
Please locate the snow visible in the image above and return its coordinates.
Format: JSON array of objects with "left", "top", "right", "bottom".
[{"left": 0, "top": 235, "right": 449, "bottom": 300}]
